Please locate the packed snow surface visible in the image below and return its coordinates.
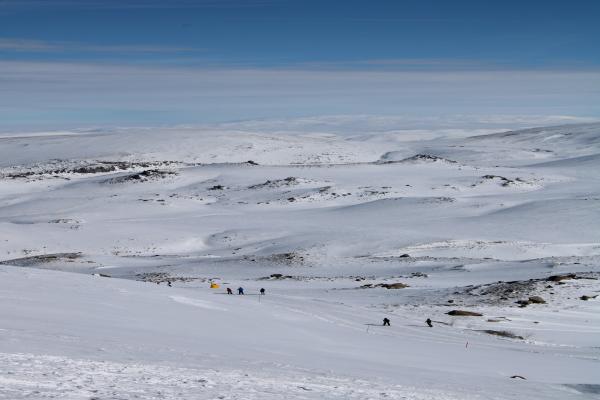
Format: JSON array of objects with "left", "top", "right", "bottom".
[{"left": 1, "top": 120, "right": 599, "bottom": 399}]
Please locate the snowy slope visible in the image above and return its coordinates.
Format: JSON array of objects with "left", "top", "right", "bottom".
[
  {"left": 1, "top": 266, "right": 598, "bottom": 400},
  {"left": 1, "top": 120, "right": 599, "bottom": 399}
]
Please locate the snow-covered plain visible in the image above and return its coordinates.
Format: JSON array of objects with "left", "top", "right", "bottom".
[{"left": 0, "top": 120, "right": 599, "bottom": 399}]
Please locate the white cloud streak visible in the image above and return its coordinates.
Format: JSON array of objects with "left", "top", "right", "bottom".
[
  {"left": 0, "top": 38, "right": 59, "bottom": 51},
  {"left": 1, "top": 61, "right": 599, "bottom": 128}
]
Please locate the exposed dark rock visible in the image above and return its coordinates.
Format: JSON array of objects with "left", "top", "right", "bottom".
[
  {"left": 135, "top": 272, "right": 200, "bottom": 284},
  {"left": 73, "top": 165, "right": 120, "bottom": 174},
  {"left": 528, "top": 296, "right": 546, "bottom": 304},
  {"left": 249, "top": 177, "right": 299, "bottom": 189},
  {"left": 383, "top": 154, "right": 458, "bottom": 165},
  {"left": 259, "top": 273, "right": 295, "bottom": 280},
  {"left": 0, "top": 252, "right": 82, "bottom": 266},
  {"left": 2, "top": 160, "right": 177, "bottom": 180},
  {"left": 547, "top": 274, "right": 577, "bottom": 282},
  {"left": 380, "top": 282, "right": 409, "bottom": 289},
  {"left": 447, "top": 310, "right": 483, "bottom": 316},
  {"left": 107, "top": 169, "right": 176, "bottom": 184},
  {"left": 360, "top": 282, "right": 409, "bottom": 289},
  {"left": 480, "top": 330, "right": 524, "bottom": 340},
  {"left": 481, "top": 175, "right": 516, "bottom": 187},
  {"left": 516, "top": 300, "right": 530, "bottom": 308},
  {"left": 248, "top": 252, "right": 305, "bottom": 266}
]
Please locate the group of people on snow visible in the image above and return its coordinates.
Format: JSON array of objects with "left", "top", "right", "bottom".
[
  {"left": 157, "top": 280, "right": 435, "bottom": 328},
  {"left": 382, "top": 317, "right": 434, "bottom": 328},
  {"left": 225, "top": 286, "right": 266, "bottom": 296}
]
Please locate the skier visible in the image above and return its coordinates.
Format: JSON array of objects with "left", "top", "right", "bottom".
[
  {"left": 260, "top": 288, "right": 266, "bottom": 295},
  {"left": 383, "top": 317, "right": 390, "bottom": 326},
  {"left": 167, "top": 281, "right": 172, "bottom": 287},
  {"left": 237, "top": 287, "right": 244, "bottom": 295},
  {"left": 227, "top": 287, "right": 233, "bottom": 295},
  {"left": 426, "top": 318, "right": 433, "bottom": 328}
]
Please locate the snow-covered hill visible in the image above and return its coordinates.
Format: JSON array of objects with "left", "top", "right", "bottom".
[{"left": 1, "top": 120, "right": 599, "bottom": 399}]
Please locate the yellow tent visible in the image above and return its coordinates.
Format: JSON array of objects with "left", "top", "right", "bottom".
[{"left": 210, "top": 282, "right": 220, "bottom": 289}]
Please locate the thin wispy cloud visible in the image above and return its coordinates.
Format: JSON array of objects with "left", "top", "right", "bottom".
[
  {"left": 0, "top": 38, "right": 59, "bottom": 51},
  {"left": 0, "top": 38, "right": 505, "bottom": 71},
  {"left": 290, "top": 58, "right": 499, "bottom": 72},
  {"left": 0, "top": 38, "right": 204, "bottom": 54}
]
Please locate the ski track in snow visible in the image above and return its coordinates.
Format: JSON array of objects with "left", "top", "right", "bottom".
[{"left": 170, "top": 295, "right": 229, "bottom": 311}]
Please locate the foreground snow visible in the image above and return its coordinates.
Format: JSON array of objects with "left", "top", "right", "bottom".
[{"left": 1, "top": 353, "right": 454, "bottom": 400}]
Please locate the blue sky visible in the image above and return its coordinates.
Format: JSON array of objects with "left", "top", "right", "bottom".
[{"left": 1, "top": 0, "right": 599, "bottom": 129}]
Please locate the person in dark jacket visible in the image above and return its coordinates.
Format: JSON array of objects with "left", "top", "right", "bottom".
[
  {"left": 260, "top": 288, "right": 266, "bottom": 295},
  {"left": 227, "top": 287, "right": 233, "bottom": 295},
  {"left": 426, "top": 318, "right": 433, "bottom": 328},
  {"left": 383, "top": 318, "right": 390, "bottom": 326},
  {"left": 237, "top": 287, "right": 244, "bottom": 295}
]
